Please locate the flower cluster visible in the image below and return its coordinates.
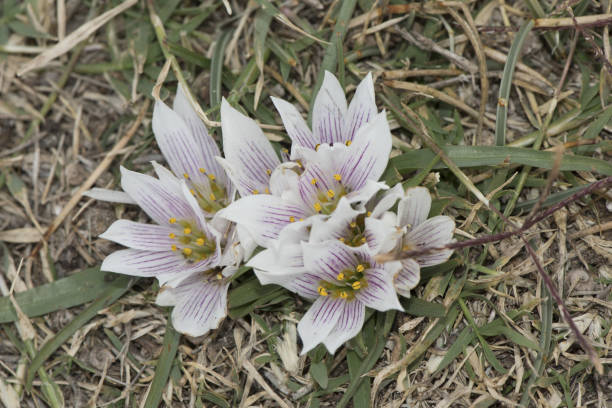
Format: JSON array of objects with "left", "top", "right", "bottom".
[{"left": 94, "top": 72, "right": 455, "bottom": 352}]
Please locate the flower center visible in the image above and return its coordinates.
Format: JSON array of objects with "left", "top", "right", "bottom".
[
  {"left": 168, "top": 218, "right": 216, "bottom": 262},
  {"left": 337, "top": 214, "right": 369, "bottom": 247},
  {"left": 316, "top": 262, "right": 370, "bottom": 300},
  {"left": 312, "top": 173, "right": 348, "bottom": 215},
  {"left": 184, "top": 169, "right": 229, "bottom": 213}
]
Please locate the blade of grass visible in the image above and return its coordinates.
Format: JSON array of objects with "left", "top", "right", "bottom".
[
  {"left": 210, "top": 28, "right": 234, "bottom": 110},
  {"left": 25, "top": 275, "right": 133, "bottom": 390},
  {"left": 142, "top": 317, "right": 181, "bottom": 408},
  {"left": 496, "top": 20, "right": 534, "bottom": 146}
]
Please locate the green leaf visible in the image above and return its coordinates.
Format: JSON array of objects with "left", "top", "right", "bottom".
[
  {"left": 309, "top": 361, "right": 329, "bottom": 389},
  {"left": 25, "top": 274, "right": 133, "bottom": 389},
  {"left": 209, "top": 28, "right": 233, "bottom": 110},
  {"left": 402, "top": 298, "right": 447, "bottom": 317},
  {"left": 389, "top": 146, "right": 612, "bottom": 176},
  {"left": 143, "top": 318, "right": 181, "bottom": 408},
  {"left": 0, "top": 268, "right": 130, "bottom": 323}
]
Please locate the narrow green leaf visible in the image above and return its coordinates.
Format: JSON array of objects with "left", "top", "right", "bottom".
[
  {"left": 402, "top": 298, "right": 446, "bottom": 317},
  {"left": 143, "top": 318, "right": 181, "bottom": 408},
  {"left": 309, "top": 361, "right": 329, "bottom": 389},
  {"left": 209, "top": 29, "right": 233, "bottom": 109},
  {"left": 25, "top": 275, "right": 133, "bottom": 389}
]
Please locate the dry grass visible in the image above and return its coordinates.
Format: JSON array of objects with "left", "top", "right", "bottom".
[{"left": 0, "top": 0, "right": 611, "bottom": 407}]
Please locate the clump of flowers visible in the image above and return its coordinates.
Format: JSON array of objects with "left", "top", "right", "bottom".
[{"left": 94, "top": 72, "right": 455, "bottom": 353}]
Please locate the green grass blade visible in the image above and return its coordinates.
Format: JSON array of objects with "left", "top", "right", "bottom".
[
  {"left": 209, "top": 28, "right": 233, "bottom": 110},
  {"left": 25, "top": 274, "right": 133, "bottom": 389},
  {"left": 0, "top": 268, "right": 127, "bottom": 323},
  {"left": 143, "top": 318, "right": 181, "bottom": 408},
  {"left": 495, "top": 20, "right": 534, "bottom": 146}
]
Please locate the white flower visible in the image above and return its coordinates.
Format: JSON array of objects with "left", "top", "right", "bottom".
[
  {"left": 393, "top": 187, "right": 455, "bottom": 297},
  {"left": 271, "top": 71, "right": 377, "bottom": 159},
  {"left": 251, "top": 240, "right": 402, "bottom": 354}
]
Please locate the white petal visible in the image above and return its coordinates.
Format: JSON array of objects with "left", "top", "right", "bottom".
[
  {"left": 398, "top": 187, "right": 432, "bottom": 229},
  {"left": 152, "top": 99, "right": 212, "bottom": 188},
  {"left": 302, "top": 241, "right": 371, "bottom": 283},
  {"left": 322, "top": 300, "right": 365, "bottom": 354},
  {"left": 298, "top": 296, "right": 345, "bottom": 355},
  {"left": 364, "top": 217, "right": 399, "bottom": 254},
  {"left": 101, "top": 249, "right": 198, "bottom": 284},
  {"left": 394, "top": 258, "right": 420, "bottom": 298},
  {"left": 271, "top": 96, "right": 316, "bottom": 152},
  {"left": 220, "top": 99, "right": 280, "bottom": 196},
  {"left": 309, "top": 199, "right": 361, "bottom": 243},
  {"left": 343, "top": 180, "right": 388, "bottom": 206},
  {"left": 338, "top": 112, "right": 392, "bottom": 191},
  {"left": 269, "top": 162, "right": 300, "bottom": 196},
  {"left": 312, "top": 71, "right": 348, "bottom": 145},
  {"left": 218, "top": 194, "right": 307, "bottom": 248},
  {"left": 100, "top": 220, "right": 175, "bottom": 252},
  {"left": 235, "top": 224, "right": 257, "bottom": 261},
  {"left": 355, "top": 268, "right": 403, "bottom": 312},
  {"left": 405, "top": 215, "right": 455, "bottom": 267},
  {"left": 172, "top": 85, "right": 228, "bottom": 187},
  {"left": 84, "top": 188, "right": 137, "bottom": 204},
  {"left": 151, "top": 161, "right": 183, "bottom": 196},
  {"left": 120, "top": 167, "right": 195, "bottom": 226},
  {"left": 370, "top": 183, "right": 404, "bottom": 219},
  {"left": 344, "top": 72, "right": 376, "bottom": 142},
  {"left": 157, "top": 272, "right": 229, "bottom": 337}
]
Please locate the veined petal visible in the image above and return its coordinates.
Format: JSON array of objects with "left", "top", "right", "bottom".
[
  {"left": 172, "top": 85, "right": 228, "bottom": 187},
  {"left": 312, "top": 71, "right": 348, "bottom": 145},
  {"left": 99, "top": 220, "right": 175, "bottom": 252},
  {"left": 152, "top": 99, "right": 210, "bottom": 188},
  {"left": 405, "top": 215, "right": 455, "bottom": 267},
  {"left": 156, "top": 272, "right": 229, "bottom": 337},
  {"left": 355, "top": 268, "right": 403, "bottom": 312},
  {"left": 322, "top": 300, "right": 365, "bottom": 354},
  {"left": 298, "top": 296, "right": 345, "bottom": 355},
  {"left": 302, "top": 241, "right": 370, "bottom": 283},
  {"left": 120, "top": 167, "right": 194, "bottom": 226},
  {"left": 84, "top": 188, "right": 136, "bottom": 204},
  {"left": 271, "top": 96, "right": 316, "bottom": 152},
  {"left": 398, "top": 187, "right": 432, "bottom": 229},
  {"left": 338, "top": 112, "right": 391, "bottom": 191},
  {"left": 344, "top": 72, "right": 376, "bottom": 142},
  {"left": 101, "top": 249, "right": 197, "bottom": 284},
  {"left": 218, "top": 194, "right": 308, "bottom": 248},
  {"left": 151, "top": 161, "right": 183, "bottom": 196},
  {"left": 370, "top": 183, "right": 404, "bottom": 219},
  {"left": 220, "top": 99, "right": 280, "bottom": 196},
  {"left": 309, "top": 199, "right": 361, "bottom": 243},
  {"left": 394, "top": 258, "right": 420, "bottom": 298}
]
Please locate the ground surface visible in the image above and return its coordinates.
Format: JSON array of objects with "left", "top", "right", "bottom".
[{"left": 0, "top": 0, "right": 611, "bottom": 407}]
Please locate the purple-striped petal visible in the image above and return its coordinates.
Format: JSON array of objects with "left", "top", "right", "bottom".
[
  {"left": 344, "top": 72, "right": 376, "bottom": 142},
  {"left": 312, "top": 71, "right": 348, "bottom": 145},
  {"left": 322, "top": 300, "right": 365, "bottom": 354},
  {"left": 120, "top": 167, "right": 195, "bottom": 226},
  {"left": 398, "top": 187, "right": 432, "bottom": 229},
  {"left": 302, "top": 241, "right": 371, "bottom": 283},
  {"left": 271, "top": 96, "right": 316, "bottom": 152},
  {"left": 172, "top": 85, "right": 228, "bottom": 188},
  {"left": 298, "top": 295, "right": 345, "bottom": 354},
  {"left": 355, "top": 268, "right": 403, "bottom": 312},
  {"left": 218, "top": 194, "right": 308, "bottom": 248},
  {"left": 405, "top": 215, "right": 455, "bottom": 267},
  {"left": 220, "top": 99, "right": 280, "bottom": 196},
  {"left": 156, "top": 272, "right": 229, "bottom": 337},
  {"left": 99, "top": 220, "right": 175, "bottom": 252},
  {"left": 338, "top": 112, "right": 391, "bottom": 191},
  {"left": 101, "top": 249, "right": 201, "bottom": 284},
  {"left": 309, "top": 199, "right": 361, "bottom": 243},
  {"left": 394, "top": 259, "right": 420, "bottom": 298}
]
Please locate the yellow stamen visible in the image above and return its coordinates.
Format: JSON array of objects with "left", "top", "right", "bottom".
[
  {"left": 334, "top": 174, "right": 342, "bottom": 181},
  {"left": 168, "top": 233, "right": 176, "bottom": 239},
  {"left": 299, "top": 218, "right": 304, "bottom": 221},
  {"left": 169, "top": 217, "right": 176, "bottom": 224},
  {"left": 208, "top": 173, "right": 216, "bottom": 181},
  {"left": 281, "top": 148, "right": 289, "bottom": 153},
  {"left": 360, "top": 237, "right": 367, "bottom": 244},
  {"left": 345, "top": 140, "right": 352, "bottom": 146},
  {"left": 183, "top": 173, "right": 189, "bottom": 179},
  {"left": 189, "top": 189, "right": 195, "bottom": 195},
  {"left": 296, "top": 160, "right": 303, "bottom": 168},
  {"left": 336, "top": 272, "right": 345, "bottom": 281},
  {"left": 199, "top": 168, "right": 206, "bottom": 173},
  {"left": 209, "top": 192, "right": 216, "bottom": 201},
  {"left": 196, "top": 238, "right": 205, "bottom": 246},
  {"left": 183, "top": 248, "right": 192, "bottom": 256},
  {"left": 315, "top": 143, "right": 320, "bottom": 151},
  {"left": 171, "top": 244, "right": 177, "bottom": 251},
  {"left": 350, "top": 222, "right": 357, "bottom": 228},
  {"left": 252, "top": 189, "right": 259, "bottom": 195},
  {"left": 266, "top": 168, "right": 272, "bottom": 175},
  {"left": 216, "top": 273, "right": 223, "bottom": 280},
  {"left": 289, "top": 216, "right": 295, "bottom": 223},
  {"left": 351, "top": 281, "right": 362, "bottom": 290},
  {"left": 318, "top": 286, "right": 328, "bottom": 296},
  {"left": 183, "top": 227, "right": 191, "bottom": 235},
  {"left": 339, "top": 290, "right": 348, "bottom": 299},
  {"left": 314, "top": 202, "right": 322, "bottom": 212},
  {"left": 356, "top": 264, "right": 365, "bottom": 273},
  {"left": 366, "top": 211, "right": 372, "bottom": 217},
  {"left": 338, "top": 237, "right": 345, "bottom": 242},
  {"left": 327, "top": 189, "right": 335, "bottom": 198},
  {"left": 310, "top": 178, "right": 318, "bottom": 185},
  {"left": 265, "top": 187, "right": 270, "bottom": 194}
]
